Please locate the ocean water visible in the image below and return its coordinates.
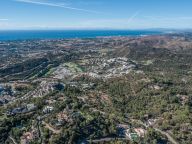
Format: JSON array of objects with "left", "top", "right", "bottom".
[{"left": 0, "top": 30, "right": 162, "bottom": 41}]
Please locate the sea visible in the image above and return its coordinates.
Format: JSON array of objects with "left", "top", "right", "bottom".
[{"left": 0, "top": 30, "right": 163, "bottom": 41}]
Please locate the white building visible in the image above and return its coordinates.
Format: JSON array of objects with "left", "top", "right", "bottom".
[{"left": 43, "top": 106, "right": 54, "bottom": 114}]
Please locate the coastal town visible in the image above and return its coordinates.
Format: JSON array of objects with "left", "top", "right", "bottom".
[{"left": 0, "top": 34, "right": 192, "bottom": 144}]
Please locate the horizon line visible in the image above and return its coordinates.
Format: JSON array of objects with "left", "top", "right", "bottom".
[{"left": 0, "top": 28, "right": 192, "bottom": 31}]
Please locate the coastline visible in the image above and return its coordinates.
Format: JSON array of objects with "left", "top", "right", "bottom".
[{"left": 0, "top": 30, "right": 163, "bottom": 41}]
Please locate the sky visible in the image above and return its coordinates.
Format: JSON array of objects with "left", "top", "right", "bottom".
[{"left": 1, "top": 0, "right": 192, "bottom": 30}]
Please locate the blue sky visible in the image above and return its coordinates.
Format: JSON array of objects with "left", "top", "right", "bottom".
[{"left": 1, "top": 0, "right": 192, "bottom": 29}]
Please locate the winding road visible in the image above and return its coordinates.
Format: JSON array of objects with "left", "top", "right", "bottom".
[
  {"left": 42, "top": 121, "right": 61, "bottom": 134},
  {"left": 154, "top": 128, "right": 178, "bottom": 144},
  {"left": 131, "top": 119, "right": 178, "bottom": 144},
  {"left": 9, "top": 136, "right": 18, "bottom": 144},
  {"left": 89, "top": 138, "right": 128, "bottom": 143}
]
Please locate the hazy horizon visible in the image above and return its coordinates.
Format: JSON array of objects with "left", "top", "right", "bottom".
[{"left": 0, "top": 28, "right": 192, "bottom": 31}]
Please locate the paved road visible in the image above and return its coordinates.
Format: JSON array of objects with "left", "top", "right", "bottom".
[
  {"left": 42, "top": 121, "right": 61, "bottom": 134},
  {"left": 89, "top": 138, "right": 128, "bottom": 143},
  {"left": 154, "top": 128, "right": 178, "bottom": 144},
  {"left": 9, "top": 136, "right": 18, "bottom": 144},
  {"left": 131, "top": 119, "right": 178, "bottom": 144}
]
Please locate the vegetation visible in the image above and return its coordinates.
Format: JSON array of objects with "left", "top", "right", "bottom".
[{"left": 0, "top": 34, "right": 192, "bottom": 143}]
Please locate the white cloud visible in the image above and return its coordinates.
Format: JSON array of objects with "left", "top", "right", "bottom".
[
  {"left": 127, "top": 11, "right": 140, "bottom": 23},
  {"left": 0, "top": 19, "right": 8, "bottom": 21},
  {"left": 144, "top": 16, "right": 192, "bottom": 21},
  {"left": 14, "top": 0, "right": 100, "bottom": 13}
]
